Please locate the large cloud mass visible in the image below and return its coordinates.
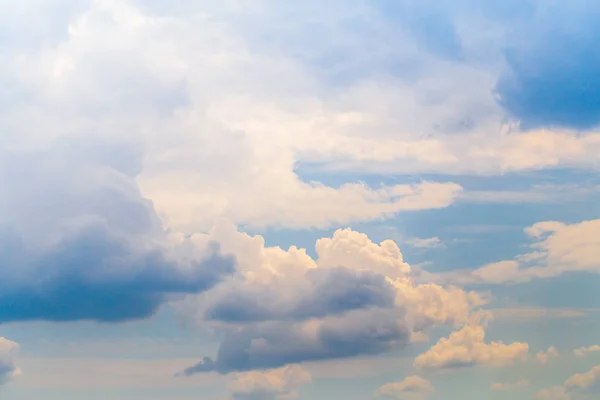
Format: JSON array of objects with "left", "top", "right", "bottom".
[
  {"left": 178, "top": 226, "right": 486, "bottom": 374},
  {"left": 0, "top": 143, "right": 235, "bottom": 323}
]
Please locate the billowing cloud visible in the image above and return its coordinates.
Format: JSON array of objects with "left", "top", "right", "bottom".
[
  {"left": 229, "top": 365, "right": 311, "bottom": 400},
  {"left": 413, "top": 324, "right": 529, "bottom": 371},
  {"left": 574, "top": 345, "right": 600, "bottom": 357},
  {"left": 490, "top": 379, "right": 530, "bottom": 391},
  {"left": 0, "top": 143, "right": 235, "bottom": 323},
  {"left": 177, "top": 227, "right": 486, "bottom": 374},
  {"left": 0, "top": 338, "right": 21, "bottom": 385},
  {"left": 537, "top": 346, "right": 559, "bottom": 365},
  {"left": 376, "top": 375, "right": 434, "bottom": 400}
]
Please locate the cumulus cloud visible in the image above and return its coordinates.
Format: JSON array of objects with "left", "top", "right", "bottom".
[
  {"left": 537, "top": 346, "right": 559, "bottom": 365},
  {"left": 413, "top": 324, "right": 528, "bottom": 371},
  {"left": 0, "top": 143, "right": 235, "bottom": 323},
  {"left": 229, "top": 365, "right": 311, "bottom": 400},
  {"left": 0, "top": 338, "right": 21, "bottom": 385},
  {"left": 455, "top": 219, "right": 600, "bottom": 285},
  {"left": 490, "top": 379, "right": 530, "bottom": 391},
  {"left": 376, "top": 375, "right": 434, "bottom": 400},
  {"left": 177, "top": 227, "right": 486, "bottom": 374},
  {"left": 574, "top": 345, "right": 600, "bottom": 357}
]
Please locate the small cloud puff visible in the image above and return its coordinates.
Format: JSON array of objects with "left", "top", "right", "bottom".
[
  {"left": 574, "top": 345, "right": 600, "bottom": 357},
  {"left": 414, "top": 324, "right": 529, "bottom": 371},
  {"left": 376, "top": 375, "right": 434, "bottom": 400},
  {"left": 229, "top": 365, "right": 311, "bottom": 400},
  {"left": 537, "top": 346, "right": 559, "bottom": 365}
]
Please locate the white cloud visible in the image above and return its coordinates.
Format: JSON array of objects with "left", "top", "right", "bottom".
[
  {"left": 3, "top": 0, "right": 600, "bottom": 238},
  {"left": 574, "top": 345, "right": 600, "bottom": 357},
  {"left": 413, "top": 324, "right": 529, "bottom": 371},
  {"left": 490, "top": 379, "right": 530, "bottom": 391},
  {"left": 536, "top": 346, "right": 559, "bottom": 365},
  {"left": 0, "top": 337, "right": 21, "bottom": 385},
  {"left": 230, "top": 365, "right": 311, "bottom": 400},
  {"left": 376, "top": 375, "right": 434, "bottom": 400},
  {"left": 456, "top": 219, "right": 600, "bottom": 284},
  {"left": 405, "top": 237, "right": 443, "bottom": 249}
]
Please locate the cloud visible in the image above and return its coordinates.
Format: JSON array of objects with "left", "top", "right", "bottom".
[
  {"left": 405, "top": 237, "right": 443, "bottom": 250},
  {"left": 177, "top": 227, "right": 486, "bottom": 374},
  {"left": 229, "top": 365, "right": 311, "bottom": 400},
  {"left": 457, "top": 219, "right": 600, "bottom": 284},
  {"left": 376, "top": 375, "right": 434, "bottom": 400},
  {"left": 574, "top": 345, "right": 600, "bottom": 357},
  {"left": 537, "top": 364, "right": 600, "bottom": 399},
  {"left": 537, "top": 346, "right": 559, "bottom": 365},
  {"left": 0, "top": 143, "right": 235, "bottom": 323},
  {"left": 0, "top": 338, "right": 21, "bottom": 385},
  {"left": 564, "top": 365, "right": 600, "bottom": 392},
  {"left": 413, "top": 324, "right": 529, "bottom": 371},
  {"left": 490, "top": 379, "right": 530, "bottom": 391}
]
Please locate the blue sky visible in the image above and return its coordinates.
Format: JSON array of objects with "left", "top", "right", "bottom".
[{"left": 1, "top": 1, "right": 600, "bottom": 399}]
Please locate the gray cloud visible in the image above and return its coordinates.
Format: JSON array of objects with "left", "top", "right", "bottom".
[
  {"left": 204, "top": 267, "right": 397, "bottom": 323},
  {"left": 0, "top": 141, "right": 235, "bottom": 323},
  {"left": 183, "top": 308, "right": 409, "bottom": 374}
]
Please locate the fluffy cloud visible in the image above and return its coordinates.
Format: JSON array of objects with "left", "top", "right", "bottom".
[
  {"left": 229, "top": 365, "right": 311, "bottom": 400},
  {"left": 574, "top": 345, "right": 600, "bottom": 357},
  {"left": 0, "top": 338, "right": 21, "bottom": 385},
  {"left": 413, "top": 324, "right": 529, "bottom": 371},
  {"left": 376, "top": 375, "right": 434, "bottom": 400},
  {"left": 4, "top": 0, "right": 600, "bottom": 240},
  {"left": 459, "top": 219, "right": 600, "bottom": 284},
  {"left": 537, "top": 346, "right": 559, "bottom": 365},
  {"left": 0, "top": 143, "right": 235, "bottom": 323},
  {"left": 177, "top": 227, "right": 486, "bottom": 374},
  {"left": 490, "top": 379, "right": 530, "bottom": 391}
]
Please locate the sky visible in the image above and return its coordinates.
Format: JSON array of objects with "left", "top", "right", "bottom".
[{"left": 1, "top": 1, "right": 600, "bottom": 399}]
